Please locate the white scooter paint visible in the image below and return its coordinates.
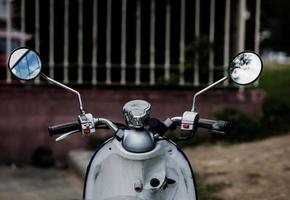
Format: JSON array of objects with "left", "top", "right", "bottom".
[{"left": 84, "top": 138, "right": 197, "bottom": 200}]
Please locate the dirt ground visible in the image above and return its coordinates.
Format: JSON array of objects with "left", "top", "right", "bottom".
[
  {"left": 185, "top": 134, "right": 290, "bottom": 200},
  {"left": 0, "top": 134, "right": 289, "bottom": 200}
]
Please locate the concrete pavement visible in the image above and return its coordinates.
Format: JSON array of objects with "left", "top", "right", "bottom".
[
  {"left": 0, "top": 166, "right": 83, "bottom": 200},
  {"left": 68, "top": 150, "right": 93, "bottom": 178},
  {"left": 0, "top": 150, "right": 95, "bottom": 200}
]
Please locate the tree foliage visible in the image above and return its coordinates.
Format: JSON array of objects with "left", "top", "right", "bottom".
[{"left": 261, "top": 0, "right": 290, "bottom": 54}]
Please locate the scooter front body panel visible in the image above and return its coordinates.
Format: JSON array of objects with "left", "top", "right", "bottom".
[{"left": 84, "top": 138, "right": 197, "bottom": 200}]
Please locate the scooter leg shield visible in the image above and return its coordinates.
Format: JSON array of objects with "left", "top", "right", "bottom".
[{"left": 84, "top": 138, "right": 197, "bottom": 200}]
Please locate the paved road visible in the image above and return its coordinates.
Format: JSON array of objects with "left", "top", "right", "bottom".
[{"left": 0, "top": 166, "right": 83, "bottom": 200}]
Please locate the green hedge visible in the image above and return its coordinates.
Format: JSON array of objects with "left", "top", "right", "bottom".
[
  {"left": 212, "top": 98, "right": 290, "bottom": 143},
  {"left": 259, "top": 65, "right": 290, "bottom": 106},
  {"left": 210, "top": 65, "right": 290, "bottom": 143},
  {"left": 260, "top": 98, "right": 290, "bottom": 134}
]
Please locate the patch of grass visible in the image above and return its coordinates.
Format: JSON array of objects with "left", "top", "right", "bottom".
[
  {"left": 196, "top": 176, "right": 228, "bottom": 200},
  {"left": 212, "top": 108, "right": 260, "bottom": 143},
  {"left": 212, "top": 104, "right": 290, "bottom": 143},
  {"left": 259, "top": 64, "right": 290, "bottom": 106}
]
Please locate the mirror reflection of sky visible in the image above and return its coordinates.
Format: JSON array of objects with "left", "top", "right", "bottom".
[
  {"left": 230, "top": 53, "right": 262, "bottom": 85},
  {"left": 11, "top": 51, "right": 41, "bottom": 80}
]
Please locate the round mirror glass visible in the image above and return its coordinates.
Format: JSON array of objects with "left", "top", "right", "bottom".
[
  {"left": 8, "top": 47, "right": 42, "bottom": 80},
  {"left": 229, "top": 51, "right": 263, "bottom": 85}
]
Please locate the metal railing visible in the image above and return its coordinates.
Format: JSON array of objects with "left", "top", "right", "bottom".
[{"left": 2, "top": 0, "right": 261, "bottom": 87}]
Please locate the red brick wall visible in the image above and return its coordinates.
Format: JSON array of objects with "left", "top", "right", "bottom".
[{"left": 0, "top": 87, "right": 264, "bottom": 163}]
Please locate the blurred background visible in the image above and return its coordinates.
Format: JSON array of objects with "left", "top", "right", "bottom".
[{"left": 0, "top": 0, "right": 290, "bottom": 199}]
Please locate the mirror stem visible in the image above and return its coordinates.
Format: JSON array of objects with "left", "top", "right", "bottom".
[
  {"left": 191, "top": 76, "right": 228, "bottom": 112},
  {"left": 40, "top": 73, "right": 85, "bottom": 114}
]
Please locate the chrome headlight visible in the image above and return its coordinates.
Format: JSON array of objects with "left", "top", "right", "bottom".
[{"left": 123, "top": 100, "right": 151, "bottom": 128}]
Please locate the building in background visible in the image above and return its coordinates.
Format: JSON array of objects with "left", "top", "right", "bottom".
[
  {"left": 0, "top": 0, "right": 264, "bottom": 164},
  {"left": 1, "top": 0, "right": 261, "bottom": 87},
  {"left": 0, "top": 0, "right": 31, "bottom": 80}
]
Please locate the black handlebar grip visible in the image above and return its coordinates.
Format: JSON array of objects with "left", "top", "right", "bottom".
[
  {"left": 48, "top": 121, "right": 80, "bottom": 136},
  {"left": 198, "top": 118, "right": 228, "bottom": 134}
]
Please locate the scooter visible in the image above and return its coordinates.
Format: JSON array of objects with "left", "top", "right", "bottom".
[{"left": 8, "top": 47, "right": 263, "bottom": 200}]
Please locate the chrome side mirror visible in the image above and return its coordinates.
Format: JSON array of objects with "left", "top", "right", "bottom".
[
  {"left": 191, "top": 51, "right": 263, "bottom": 111},
  {"left": 7, "top": 47, "right": 86, "bottom": 114},
  {"left": 229, "top": 51, "right": 263, "bottom": 85},
  {"left": 8, "top": 47, "right": 42, "bottom": 80}
]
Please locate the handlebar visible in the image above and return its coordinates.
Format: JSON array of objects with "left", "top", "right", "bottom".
[
  {"left": 48, "top": 121, "right": 81, "bottom": 136},
  {"left": 198, "top": 118, "right": 228, "bottom": 134},
  {"left": 48, "top": 117, "right": 119, "bottom": 137},
  {"left": 94, "top": 118, "right": 118, "bottom": 132},
  {"left": 48, "top": 115, "right": 228, "bottom": 140}
]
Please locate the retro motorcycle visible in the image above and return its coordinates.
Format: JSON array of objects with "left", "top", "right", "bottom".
[{"left": 8, "top": 47, "right": 263, "bottom": 200}]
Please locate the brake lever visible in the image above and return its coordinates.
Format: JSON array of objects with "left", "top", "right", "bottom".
[
  {"left": 55, "top": 130, "right": 80, "bottom": 141},
  {"left": 211, "top": 130, "right": 226, "bottom": 135},
  {"left": 174, "top": 131, "right": 196, "bottom": 141}
]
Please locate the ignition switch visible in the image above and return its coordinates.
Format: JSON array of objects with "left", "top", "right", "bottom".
[
  {"left": 134, "top": 180, "right": 143, "bottom": 193},
  {"left": 181, "top": 111, "right": 199, "bottom": 131},
  {"left": 78, "top": 113, "right": 96, "bottom": 135}
]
